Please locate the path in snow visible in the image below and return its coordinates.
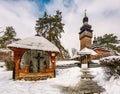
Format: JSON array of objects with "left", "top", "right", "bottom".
[{"left": 61, "top": 68, "right": 105, "bottom": 94}]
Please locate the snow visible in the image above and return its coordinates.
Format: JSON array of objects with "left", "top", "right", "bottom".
[
  {"left": 0, "top": 48, "right": 11, "bottom": 52},
  {"left": 100, "top": 56, "right": 120, "bottom": 61},
  {"left": 0, "top": 61, "right": 80, "bottom": 94},
  {"left": 8, "top": 36, "right": 59, "bottom": 52},
  {"left": 1, "top": 60, "right": 120, "bottom": 94},
  {"left": 0, "top": 62, "right": 6, "bottom": 71},
  {"left": 81, "top": 64, "right": 88, "bottom": 68},
  {"left": 91, "top": 67, "right": 120, "bottom": 94},
  {"left": 54, "top": 67, "right": 81, "bottom": 86},
  {"left": 78, "top": 47, "right": 98, "bottom": 55},
  {"left": 0, "top": 62, "right": 5, "bottom": 66},
  {"left": 56, "top": 60, "right": 79, "bottom": 65},
  {"left": 105, "top": 77, "right": 120, "bottom": 94},
  {"left": 100, "top": 56, "right": 120, "bottom": 63},
  {"left": 92, "top": 60, "right": 100, "bottom": 64},
  {"left": 70, "top": 54, "right": 80, "bottom": 59}
]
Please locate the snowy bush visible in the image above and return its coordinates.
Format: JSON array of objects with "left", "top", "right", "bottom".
[
  {"left": 100, "top": 56, "right": 120, "bottom": 79},
  {"left": 5, "top": 58, "right": 14, "bottom": 70}
]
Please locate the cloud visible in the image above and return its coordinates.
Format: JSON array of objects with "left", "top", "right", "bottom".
[
  {"left": 45, "top": 0, "right": 120, "bottom": 51},
  {"left": 0, "top": 0, "right": 39, "bottom": 38},
  {"left": 0, "top": 0, "right": 120, "bottom": 54}
]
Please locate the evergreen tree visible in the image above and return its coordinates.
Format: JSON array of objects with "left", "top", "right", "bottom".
[
  {"left": 0, "top": 26, "right": 16, "bottom": 48},
  {"left": 35, "top": 10, "right": 67, "bottom": 59},
  {"left": 3, "top": 26, "right": 16, "bottom": 41},
  {"left": 97, "top": 34, "right": 119, "bottom": 50}
]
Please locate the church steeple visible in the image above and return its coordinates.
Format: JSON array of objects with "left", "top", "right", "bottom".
[
  {"left": 85, "top": 9, "right": 86, "bottom": 16},
  {"left": 79, "top": 10, "right": 93, "bottom": 50},
  {"left": 83, "top": 10, "right": 88, "bottom": 24},
  {"left": 80, "top": 10, "right": 93, "bottom": 35}
]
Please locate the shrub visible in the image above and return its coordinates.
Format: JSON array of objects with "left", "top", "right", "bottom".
[
  {"left": 100, "top": 56, "right": 120, "bottom": 79},
  {"left": 5, "top": 58, "right": 14, "bottom": 70},
  {"left": 0, "top": 49, "right": 12, "bottom": 62}
]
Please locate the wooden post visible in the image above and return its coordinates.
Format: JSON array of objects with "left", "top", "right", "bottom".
[
  {"left": 51, "top": 52, "right": 57, "bottom": 77},
  {"left": 47, "top": 51, "right": 59, "bottom": 78},
  {"left": 13, "top": 48, "right": 27, "bottom": 80},
  {"left": 14, "top": 52, "right": 21, "bottom": 79}
]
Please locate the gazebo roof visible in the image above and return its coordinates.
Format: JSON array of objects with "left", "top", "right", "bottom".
[
  {"left": 8, "top": 35, "right": 59, "bottom": 52},
  {"left": 78, "top": 47, "right": 97, "bottom": 55}
]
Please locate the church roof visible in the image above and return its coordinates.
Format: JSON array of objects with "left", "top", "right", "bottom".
[
  {"left": 8, "top": 35, "right": 59, "bottom": 52},
  {"left": 79, "top": 24, "right": 93, "bottom": 34},
  {"left": 78, "top": 47, "right": 98, "bottom": 55},
  {"left": 79, "top": 11, "right": 93, "bottom": 34}
]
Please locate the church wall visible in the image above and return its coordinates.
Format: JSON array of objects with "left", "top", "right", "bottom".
[
  {"left": 91, "top": 49, "right": 111, "bottom": 60},
  {"left": 95, "top": 49, "right": 111, "bottom": 57},
  {"left": 80, "top": 31, "right": 92, "bottom": 39},
  {"left": 80, "top": 36, "right": 92, "bottom": 49}
]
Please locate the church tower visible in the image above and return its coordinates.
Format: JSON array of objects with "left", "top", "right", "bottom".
[{"left": 79, "top": 10, "right": 93, "bottom": 50}]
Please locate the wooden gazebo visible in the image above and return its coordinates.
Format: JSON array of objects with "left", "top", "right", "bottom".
[{"left": 8, "top": 35, "right": 59, "bottom": 80}]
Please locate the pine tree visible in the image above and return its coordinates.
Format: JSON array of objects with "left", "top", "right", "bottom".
[
  {"left": 0, "top": 26, "right": 16, "bottom": 48},
  {"left": 3, "top": 26, "right": 16, "bottom": 41},
  {"left": 97, "top": 34, "right": 119, "bottom": 50},
  {"left": 35, "top": 10, "right": 68, "bottom": 59}
]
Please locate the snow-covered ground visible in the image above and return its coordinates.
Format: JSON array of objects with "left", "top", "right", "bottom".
[
  {"left": 91, "top": 67, "right": 120, "bottom": 94},
  {"left": 56, "top": 60, "right": 79, "bottom": 65},
  {"left": 91, "top": 60, "right": 100, "bottom": 64},
  {"left": 0, "top": 61, "right": 120, "bottom": 94},
  {"left": 0, "top": 61, "right": 80, "bottom": 94},
  {"left": 0, "top": 62, "right": 6, "bottom": 71}
]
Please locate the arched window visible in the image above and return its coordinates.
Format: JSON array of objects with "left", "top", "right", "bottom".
[{"left": 20, "top": 50, "right": 50, "bottom": 73}]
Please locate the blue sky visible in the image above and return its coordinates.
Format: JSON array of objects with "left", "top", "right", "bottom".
[
  {"left": 29, "top": 0, "right": 50, "bottom": 11},
  {"left": 0, "top": 0, "right": 120, "bottom": 52}
]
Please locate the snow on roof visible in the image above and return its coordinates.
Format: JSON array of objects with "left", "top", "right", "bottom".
[
  {"left": 78, "top": 47, "right": 98, "bottom": 55},
  {"left": 8, "top": 36, "right": 59, "bottom": 52}
]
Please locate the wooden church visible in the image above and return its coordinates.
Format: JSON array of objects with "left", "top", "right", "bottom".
[
  {"left": 79, "top": 10, "right": 94, "bottom": 68},
  {"left": 92, "top": 36, "right": 111, "bottom": 59},
  {"left": 79, "top": 11, "right": 111, "bottom": 67},
  {"left": 8, "top": 35, "right": 59, "bottom": 80}
]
